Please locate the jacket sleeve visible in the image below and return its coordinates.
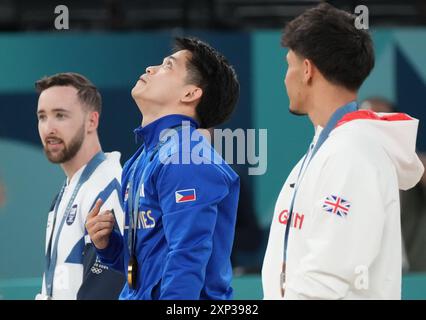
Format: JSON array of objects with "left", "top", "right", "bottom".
[
  {"left": 94, "top": 229, "right": 124, "bottom": 274},
  {"left": 39, "top": 192, "right": 60, "bottom": 298},
  {"left": 77, "top": 242, "right": 125, "bottom": 300},
  {"left": 156, "top": 159, "right": 230, "bottom": 299},
  {"left": 89, "top": 179, "right": 125, "bottom": 274},
  {"left": 285, "top": 149, "right": 388, "bottom": 299}
]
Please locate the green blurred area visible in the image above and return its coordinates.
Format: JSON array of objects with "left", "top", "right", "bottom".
[{"left": 1, "top": 274, "right": 425, "bottom": 300}]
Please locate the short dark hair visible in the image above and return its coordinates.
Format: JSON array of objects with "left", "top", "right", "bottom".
[
  {"left": 35, "top": 72, "right": 102, "bottom": 114},
  {"left": 282, "top": 3, "right": 375, "bottom": 91},
  {"left": 174, "top": 37, "right": 240, "bottom": 128}
]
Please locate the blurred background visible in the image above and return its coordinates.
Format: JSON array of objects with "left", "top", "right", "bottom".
[{"left": 0, "top": 0, "right": 425, "bottom": 299}]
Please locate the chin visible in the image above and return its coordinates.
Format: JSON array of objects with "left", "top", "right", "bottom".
[
  {"left": 45, "top": 150, "right": 64, "bottom": 164},
  {"left": 131, "top": 86, "right": 139, "bottom": 99},
  {"left": 288, "top": 103, "right": 306, "bottom": 116}
]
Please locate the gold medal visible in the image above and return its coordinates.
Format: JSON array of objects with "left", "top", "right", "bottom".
[{"left": 127, "top": 255, "right": 138, "bottom": 289}]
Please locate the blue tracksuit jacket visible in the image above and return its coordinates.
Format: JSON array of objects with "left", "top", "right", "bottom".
[{"left": 96, "top": 114, "right": 240, "bottom": 300}]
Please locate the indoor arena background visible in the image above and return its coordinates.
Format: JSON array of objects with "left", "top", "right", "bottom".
[{"left": 0, "top": 0, "right": 425, "bottom": 299}]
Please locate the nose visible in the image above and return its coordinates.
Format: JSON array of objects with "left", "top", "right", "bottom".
[
  {"left": 146, "top": 66, "right": 155, "bottom": 75},
  {"left": 39, "top": 118, "right": 57, "bottom": 137}
]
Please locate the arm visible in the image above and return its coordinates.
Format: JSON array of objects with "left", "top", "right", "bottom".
[
  {"left": 95, "top": 229, "right": 124, "bottom": 273},
  {"left": 38, "top": 192, "right": 60, "bottom": 299},
  {"left": 85, "top": 180, "right": 126, "bottom": 274},
  {"left": 157, "top": 160, "right": 229, "bottom": 299},
  {"left": 76, "top": 242, "right": 125, "bottom": 300},
  {"left": 285, "top": 150, "right": 387, "bottom": 299},
  {"left": 78, "top": 180, "right": 126, "bottom": 299}
]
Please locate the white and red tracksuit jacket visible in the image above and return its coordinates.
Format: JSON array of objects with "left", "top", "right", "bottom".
[{"left": 262, "top": 110, "right": 424, "bottom": 300}]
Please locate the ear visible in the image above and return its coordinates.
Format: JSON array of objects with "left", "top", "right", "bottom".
[
  {"left": 303, "top": 58, "right": 314, "bottom": 84},
  {"left": 86, "top": 111, "right": 99, "bottom": 133},
  {"left": 181, "top": 86, "right": 203, "bottom": 104}
]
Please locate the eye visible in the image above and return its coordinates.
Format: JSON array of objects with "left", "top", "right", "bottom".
[
  {"left": 163, "top": 60, "right": 172, "bottom": 69},
  {"left": 56, "top": 113, "right": 66, "bottom": 119},
  {"left": 37, "top": 114, "right": 46, "bottom": 121}
]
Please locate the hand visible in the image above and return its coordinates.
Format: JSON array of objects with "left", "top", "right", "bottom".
[{"left": 85, "top": 199, "right": 115, "bottom": 250}]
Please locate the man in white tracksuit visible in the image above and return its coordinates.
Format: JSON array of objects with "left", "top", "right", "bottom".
[
  {"left": 35, "top": 72, "right": 125, "bottom": 299},
  {"left": 262, "top": 4, "right": 424, "bottom": 300}
]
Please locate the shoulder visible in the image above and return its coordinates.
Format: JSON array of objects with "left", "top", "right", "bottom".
[
  {"left": 76, "top": 152, "right": 123, "bottom": 216},
  {"left": 309, "top": 124, "right": 395, "bottom": 188},
  {"left": 158, "top": 127, "right": 239, "bottom": 184},
  {"left": 324, "top": 122, "right": 390, "bottom": 169},
  {"left": 81, "top": 152, "right": 123, "bottom": 198},
  {"left": 92, "top": 152, "right": 122, "bottom": 183}
]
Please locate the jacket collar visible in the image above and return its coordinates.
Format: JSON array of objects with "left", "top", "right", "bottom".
[{"left": 134, "top": 114, "right": 199, "bottom": 150}]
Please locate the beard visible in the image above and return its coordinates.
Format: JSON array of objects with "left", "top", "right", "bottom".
[{"left": 44, "top": 124, "right": 85, "bottom": 164}]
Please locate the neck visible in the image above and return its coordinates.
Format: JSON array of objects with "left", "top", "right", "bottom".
[
  {"left": 141, "top": 113, "right": 164, "bottom": 127},
  {"left": 136, "top": 100, "right": 196, "bottom": 127},
  {"left": 308, "top": 86, "right": 357, "bottom": 127},
  {"left": 61, "top": 136, "right": 102, "bottom": 181}
]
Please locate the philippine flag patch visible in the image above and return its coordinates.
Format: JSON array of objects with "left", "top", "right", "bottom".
[
  {"left": 322, "top": 195, "right": 351, "bottom": 217},
  {"left": 175, "top": 189, "right": 196, "bottom": 203}
]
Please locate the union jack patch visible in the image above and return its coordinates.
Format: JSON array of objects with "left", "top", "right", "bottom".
[{"left": 322, "top": 195, "right": 351, "bottom": 217}]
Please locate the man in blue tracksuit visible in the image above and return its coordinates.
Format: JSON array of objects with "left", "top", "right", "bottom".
[{"left": 85, "top": 37, "right": 240, "bottom": 299}]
